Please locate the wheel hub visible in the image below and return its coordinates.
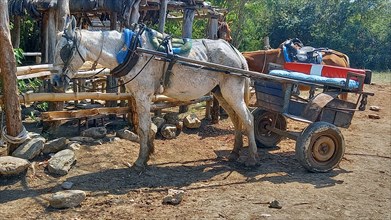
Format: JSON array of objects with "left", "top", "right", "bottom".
[{"left": 312, "top": 136, "right": 336, "bottom": 162}]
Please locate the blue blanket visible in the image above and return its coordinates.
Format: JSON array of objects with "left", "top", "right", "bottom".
[{"left": 269, "top": 70, "right": 360, "bottom": 89}]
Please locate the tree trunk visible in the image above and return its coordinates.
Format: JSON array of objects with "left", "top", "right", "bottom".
[
  {"left": 0, "top": 0, "right": 23, "bottom": 154},
  {"left": 11, "top": 16, "right": 21, "bottom": 48}
]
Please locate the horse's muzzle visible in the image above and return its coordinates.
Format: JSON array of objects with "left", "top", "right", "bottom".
[{"left": 51, "top": 74, "right": 68, "bottom": 92}]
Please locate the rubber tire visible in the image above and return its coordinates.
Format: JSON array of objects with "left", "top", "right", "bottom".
[
  {"left": 252, "top": 108, "right": 287, "bottom": 148},
  {"left": 295, "top": 122, "right": 345, "bottom": 172}
]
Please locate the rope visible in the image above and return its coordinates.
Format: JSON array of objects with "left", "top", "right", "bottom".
[
  {"left": 1, "top": 126, "right": 29, "bottom": 145},
  {"left": 0, "top": 111, "right": 29, "bottom": 146}
]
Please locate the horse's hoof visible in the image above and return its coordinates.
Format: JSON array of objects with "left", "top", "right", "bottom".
[
  {"left": 244, "top": 156, "right": 259, "bottom": 167},
  {"left": 131, "top": 162, "right": 146, "bottom": 173},
  {"left": 228, "top": 151, "right": 240, "bottom": 161}
]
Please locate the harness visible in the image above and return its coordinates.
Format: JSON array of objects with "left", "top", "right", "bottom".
[
  {"left": 60, "top": 30, "right": 86, "bottom": 74},
  {"left": 111, "top": 26, "right": 145, "bottom": 78},
  {"left": 60, "top": 30, "right": 105, "bottom": 75}
]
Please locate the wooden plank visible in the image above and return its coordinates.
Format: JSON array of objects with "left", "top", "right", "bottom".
[
  {"left": 256, "top": 101, "right": 283, "bottom": 113},
  {"left": 41, "top": 107, "right": 130, "bottom": 121},
  {"left": 17, "top": 71, "right": 51, "bottom": 80},
  {"left": 41, "top": 95, "right": 214, "bottom": 121},
  {"left": 16, "top": 64, "right": 53, "bottom": 75},
  {"left": 256, "top": 92, "right": 284, "bottom": 107},
  {"left": 0, "top": 92, "right": 210, "bottom": 104}
]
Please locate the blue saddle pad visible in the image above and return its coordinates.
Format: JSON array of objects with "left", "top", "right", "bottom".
[{"left": 116, "top": 29, "right": 138, "bottom": 64}]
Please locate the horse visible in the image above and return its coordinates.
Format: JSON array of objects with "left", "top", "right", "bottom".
[
  {"left": 51, "top": 17, "right": 258, "bottom": 170},
  {"left": 217, "top": 21, "right": 232, "bottom": 43}
]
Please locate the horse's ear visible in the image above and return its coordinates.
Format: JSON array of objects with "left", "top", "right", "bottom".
[{"left": 70, "top": 16, "right": 77, "bottom": 32}]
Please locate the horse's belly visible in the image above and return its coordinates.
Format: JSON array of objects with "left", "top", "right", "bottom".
[{"left": 163, "top": 69, "right": 219, "bottom": 101}]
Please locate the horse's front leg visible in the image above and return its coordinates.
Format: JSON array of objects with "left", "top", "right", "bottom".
[{"left": 132, "top": 94, "right": 154, "bottom": 171}]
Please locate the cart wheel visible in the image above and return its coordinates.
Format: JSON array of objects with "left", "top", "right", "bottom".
[
  {"left": 252, "top": 108, "right": 287, "bottom": 148},
  {"left": 295, "top": 122, "right": 345, "bottom": 172}
]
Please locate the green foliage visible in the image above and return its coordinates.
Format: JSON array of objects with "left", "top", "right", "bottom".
[
  {"left": 212, "top": 0, "right": 390, "bottom": 71},
  {"left": 13, "top": 48, "right": 24, "bottom": 65},
  {"left": 17, "top": 78, "right": 43, "bottom": 94}
]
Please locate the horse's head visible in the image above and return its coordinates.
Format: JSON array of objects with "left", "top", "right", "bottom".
[
  {"left": 217, "top": 21, "right": 232, "bottom": 43},
  {"left": 51, "top": 16, "right": 86, "bottom": 92}
]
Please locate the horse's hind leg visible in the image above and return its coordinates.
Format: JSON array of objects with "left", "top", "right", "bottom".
[
  {"left": 220, "top": 79, "right": 258, "bottom": 166},
  {"left": 132, "top": 94, "right": 155, "bottom": 170},
  {"left": 213, "top": 88, "right": 243, "bottom": 161}
]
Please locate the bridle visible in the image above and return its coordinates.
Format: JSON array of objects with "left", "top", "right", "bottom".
[
  {"left": 59, "top": 29, "right": 85, "bottom": 75},
  {"left": 59, "top": 29, "right": 105, "bottom": 78}
]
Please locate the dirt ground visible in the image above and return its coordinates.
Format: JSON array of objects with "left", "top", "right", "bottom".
[{"left": 0, "top": 82, "right": 390, "bottom": 220}]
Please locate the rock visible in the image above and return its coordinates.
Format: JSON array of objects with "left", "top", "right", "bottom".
[
  {"left": 116, "top": 129, "right": 139, "bottom": 142},
  {"left": 28, "top": 132, "right": 43, "bottom": 139},
  {"left": 69, "top": 136, "right": 96, "bottom": 143},
  {"left": 162, "top": 189, "right": 184, "bottom": 205},
  {"left": 12, "top": 138, "right": 44, "bottom": 160},
  {"left": 152, "top": 116, "right": 166, "bottom": 130},
  {"left": 369, "top": 106, "right": 380, "bottom": 112},
  {"left": 81, "top": 127, "right": 107, "bottom": 139},
  {"left": 0, "top": 156, "right": 30, "bottom": 175},
  {"left": 269, "top": 200, "right": 282, "bottom": 209},
  {"left": 47, "top": 149, "right": 76, "bottom": 175},
  {"left": 0, "top": 146, "right": 7, "bottom": 157},
  {"left": 176, "top": 121, "right": 184, "bottom": 131},
  {"left": 66, "top": 142, "right": 81, "bottom": 151},
  {"left": 43, "top": 137, "right": 68, "bottom": 154},
  {"left": 103, "top": 137, "right": 121, "bottom": 143},
  {"left": 163, "top": 112, "right": 179, "bottom": 125},
  {"left": 150, "top": 123, "right": 158, "bottom": 139},
  {"left": 49, "top": 190, "right": 86, "bottom": 209},
  {"left": 61, "top": 181, "right": 74, "bottom": 190},
  {"left": 160, "top": 124, "right": 177, "bottom": 139},
  {"left": 368, "top": 114, "right": 381, "bottom": 119},
  {"left": 183, "top": 113, "right": 201, "bottom": 129}
]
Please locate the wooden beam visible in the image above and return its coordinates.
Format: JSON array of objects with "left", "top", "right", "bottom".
[
  {"left": 0, "top": 0, "right": 23, "bottom": 154},
  {"left": 16, "top": 64, "right": 53, "bottom": 76},
  {"left": 41, "top": 96, "right": 213, "bottom": 121},
  {"left": 0, "top": 92, "right": 209, "bottom": 105},
  {"left": 41, "top": 107, "right": 130, "bottom": 121},
  {"left": 17, "top": 71, "right": 51, "bottom": 80}
]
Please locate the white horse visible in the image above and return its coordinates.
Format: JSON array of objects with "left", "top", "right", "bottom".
[{"left": 51, "top": 17, "right": 258, "bottom": 170}]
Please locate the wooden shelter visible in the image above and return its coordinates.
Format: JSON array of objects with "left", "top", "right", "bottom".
[{"left": 3, "top": 0, "right": 227, "bottom": 141}]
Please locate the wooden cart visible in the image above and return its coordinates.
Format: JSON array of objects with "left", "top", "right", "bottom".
[{"left": 252, "top": 63, "right": 374, "bottom": 172}]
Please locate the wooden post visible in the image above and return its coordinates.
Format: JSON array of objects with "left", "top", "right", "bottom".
[
  {"left": 123, "top": 0, "right": 142, "bottom": 27},
  {"left": 41, "top": 12, "right": 49, "bottom": 63},
  {"left": 179, "top": 7, "right": 195, "bottom": 113},
  {"left": 11, "top": 16, "right": 21, "bottom": 48},
  {"left": 158, "top": 0, "right": 168, "bottom": 33},
  {"left": 154, "top": 0, "right": 168, "bottom": 117},
  {"left": 263, "top": 36, "right": 270, "bottom": 49},
  {"left": 43, "top": 1, "right": 68, "bottom": 134},
  {"left": 207, "top": 14, "right": 219, "bottom": 121},
  {"left": 0, "top": 0, "right": 23, "bottom": 154},
  {"left": 106, "top": 12, "right": 119, "bottom": 119}
]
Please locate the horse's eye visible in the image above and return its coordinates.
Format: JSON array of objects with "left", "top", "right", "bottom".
[{"left": 60, "top": 43, "right": 73, "bottom": 63}]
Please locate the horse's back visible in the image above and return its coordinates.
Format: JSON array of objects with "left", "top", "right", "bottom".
[
  {"left": 190, "top": 39, "right": 247, "bottom": 70},
  {"left": 321, "top": 50, "right": 350, "bottom": 67}
]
